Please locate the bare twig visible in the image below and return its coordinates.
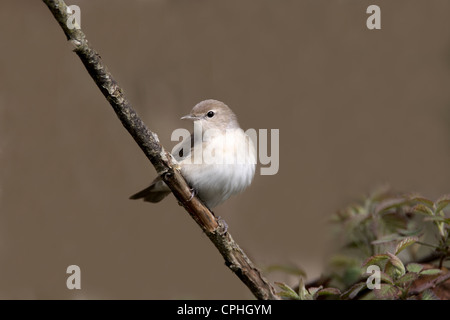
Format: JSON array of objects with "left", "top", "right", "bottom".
[{"left": 42, "top": 0, "right": 279, "bottom": 300}]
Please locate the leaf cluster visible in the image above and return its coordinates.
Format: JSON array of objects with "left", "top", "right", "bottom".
[{"left": 275, "top": 187, "right": 450, "bottom": 300}]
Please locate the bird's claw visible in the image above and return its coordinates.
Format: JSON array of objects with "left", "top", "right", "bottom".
[
  {"left": 187, "top": 188, "right": 197, "bottom": 202},
  {"left": 217, "top": 217, "right": 228, "bottom": 234}
]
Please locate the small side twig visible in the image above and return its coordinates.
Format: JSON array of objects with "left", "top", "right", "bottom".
[{"left": 42, "top": 0, "right": 279, "bottom": 300}]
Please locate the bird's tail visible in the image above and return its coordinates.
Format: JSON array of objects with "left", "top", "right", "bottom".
[{"left": 129, "top": 178, "right": 171, "bottom": 203}]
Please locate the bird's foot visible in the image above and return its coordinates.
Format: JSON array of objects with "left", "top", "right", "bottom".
[
  {"left": 217, "top": 217, "right": 228, "bottom": 234},
  {"left": 187, "top": 188, "right": 197, "bottom": 202}
]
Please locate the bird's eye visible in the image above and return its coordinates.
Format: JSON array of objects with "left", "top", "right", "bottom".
[{"left": 207, "top": 111, "right": 215, "bottom": 118}]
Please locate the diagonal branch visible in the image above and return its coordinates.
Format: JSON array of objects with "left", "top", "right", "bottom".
[
  {"left": 42, "top": 0, "right": 279, "bottom": 300},
  {"left": 408, "top": 271, "right": 450, "bottom": 297}
]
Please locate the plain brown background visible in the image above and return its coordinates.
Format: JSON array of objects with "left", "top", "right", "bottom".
[{"left": 1, "top": 1, "right": 450, "bottom": 299}]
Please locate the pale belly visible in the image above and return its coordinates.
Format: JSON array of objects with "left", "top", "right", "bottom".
[{"left": 179, "top": 130, "right": 256, "bottom": 208}]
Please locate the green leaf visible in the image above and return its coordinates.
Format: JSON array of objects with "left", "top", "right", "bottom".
[
  {"left": 275, "top": 282, "right": 299, "bottom": 300},
  {"left": 307, "top": 286, "right": 322, "bottom": 297},
  {"left": 372, "top": 234, "right": 405, "bottom": 246},
  {"left": 408, "top": 195, "right": 434, "bottom": 208},
  {"left": 341, "top": 282, "right": 366, "bottom": 300},
  {"left": 372, "top": 283, "right": 402, "bottom": 300},
  {"left": 313, "top": 287, "right": 341, "bottom": 299},
  {"left": 363, "top": 268, "right": 395, "bottom": 285},
  {"left": 342, "top": 266, "right": 364, "bottom": 286},
  {"left": 420, "top": 269, "right": 442, "bottom": 276},
  {"left": 381, "top": 213, "right": 408, "bottom": 231},
  {"left": 362, "top": 254, "right": 390, "bottom": 268},
  {"left": 411, "top": 204, "right": 434, "bottom": 216},
  {"left": 395, "top": 236, "right": 419, "bottom": 255},
  {"left": 298, "top": 278, "right": 312, "bottom": 300},
  {"left": 396, "top": 272, "right": 419, "bottom": 286},
  {"left": 375, "top": 198, "right": 410, "bottom": 215},
  {"left": 397, "top": 227, "right": 424, "bottom": 237},
  {"left": 406, "top": 263, "right": 424, "bottom": 273},
  {"left": 435, "top": 196, "right": 450, "bottom": 213},
  {"left": 379, "top": 271, "right": 395, "bottom": 285},
  {"left": 384, "top": 252, "right": 405, "bottom": 279}
]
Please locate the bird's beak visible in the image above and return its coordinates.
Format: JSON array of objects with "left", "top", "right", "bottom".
[{"left": 181, "top": 114, "right": 199, "bottom": 121}]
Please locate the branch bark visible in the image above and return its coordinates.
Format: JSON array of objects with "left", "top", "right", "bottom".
[
  {"left": 408, "top": 271, "right": 450, "bottom": 297},
  {"left": 42, "top": 0, "right": 279, "bottom": 300}
]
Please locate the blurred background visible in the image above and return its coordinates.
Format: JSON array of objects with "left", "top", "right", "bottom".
[{"left": 1, "top": 0, "right": 450, "bottom": 299}]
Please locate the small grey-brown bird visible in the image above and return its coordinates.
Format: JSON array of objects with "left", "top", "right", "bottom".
[{"left": 130, "top": 99, "right": 256, "bottom": 209}]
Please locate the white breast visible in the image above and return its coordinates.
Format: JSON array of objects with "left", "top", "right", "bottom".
[{"left": 180, "top": 129, "right": 256, "bottom": 208}]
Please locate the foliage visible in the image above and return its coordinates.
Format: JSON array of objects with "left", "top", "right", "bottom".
[{"left": 275, "top": 187, "right": 450, "bottom": 300}]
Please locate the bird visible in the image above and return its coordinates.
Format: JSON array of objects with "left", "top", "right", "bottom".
[{"left": 130, "top": 99, "right": 257, "bottom": 209}]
